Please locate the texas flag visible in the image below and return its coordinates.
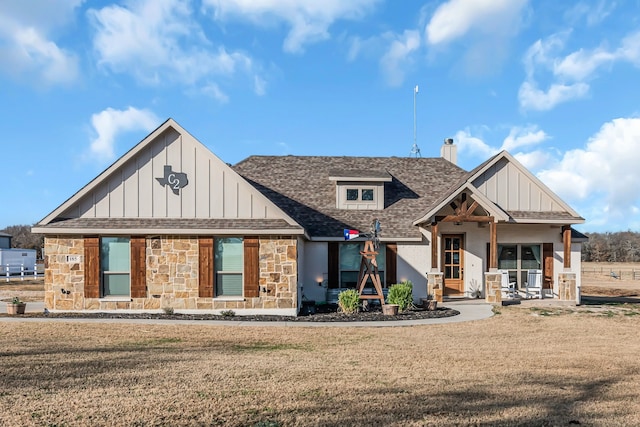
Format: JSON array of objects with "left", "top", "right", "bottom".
[{"left": 343, "top": 229, "right": 360, "bottom": 240}]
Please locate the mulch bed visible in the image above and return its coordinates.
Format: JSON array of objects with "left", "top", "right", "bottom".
[{"left": 4, "top": 305, "right": 459, "bottom": 322}]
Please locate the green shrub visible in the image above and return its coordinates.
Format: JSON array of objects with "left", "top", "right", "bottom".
[
  {"left": 386, "top": 281, "right": 413, "bottom": 311},
  {"left": 220, "top": 309, "right": 236, "bottom": 317},
  {"left": 338, "top": 289, "right": 360, "bottom": 313}
]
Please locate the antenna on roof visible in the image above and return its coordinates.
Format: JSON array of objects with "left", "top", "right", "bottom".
[{"left": 410, "top": 85, "right": 421, "bottom": 157}]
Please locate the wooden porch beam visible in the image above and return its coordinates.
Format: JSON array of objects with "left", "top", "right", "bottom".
[
  {"left": 563, "top": 225, "right": 572, "bottom": 269},
  {"left": 431, "top": 222, "right": 438, "bottom": 270},
  {"left": 441, "top": 215, "right": 494, "bottom": 223},
  {"left": 489, "top": 221, "right": 498, "bottom": 270}
]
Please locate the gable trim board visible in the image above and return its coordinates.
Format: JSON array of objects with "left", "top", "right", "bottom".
[{"left": 35, "top": 119, "right": 585, "bottom": 313}]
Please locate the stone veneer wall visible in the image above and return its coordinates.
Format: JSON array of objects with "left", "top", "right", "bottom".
[
  {"left": 44, "top": 235, "right": 297, "bottom": 312},
  {"left": 427, "top": 272, "right": 443, "bottom": 303},
  {"left": 484, "top": 272, "right": 502, "bottom": 303},
  {"left": 44, "top": 237, "right": 85, "bottom": 310},
  {"left": 558, "top": 272, "right": 577, "bottom": 302}
]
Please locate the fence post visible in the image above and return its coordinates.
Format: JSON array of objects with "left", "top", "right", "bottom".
[{"left": 4, "top": 264, "right": 8, "bottom": 282}]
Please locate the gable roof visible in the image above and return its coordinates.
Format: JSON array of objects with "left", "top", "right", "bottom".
[
  {"left": 233, "top": 156, "right": 467, "bottom": 240},
  {"left": 33, "top": 119, "right": 304, "bottom": 235},
  {"left": 413, "top": 150, "right": 584, "bottom": 225}
]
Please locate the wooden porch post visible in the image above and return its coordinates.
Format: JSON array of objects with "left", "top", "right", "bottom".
[
  {"left": 431, "top": 222, "right": 438, "bottom": 270},
  {"left": 489, "top": 221, "right": 498, "bottom": 270},
  {"left": 563, "top": 225, "right": 572, "bottom": 269}
]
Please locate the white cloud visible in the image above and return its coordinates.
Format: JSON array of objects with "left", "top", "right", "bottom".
[
  {"left": 454, "top": 128, "right": 497, "bottom": 159},
  {"left": 565, "top": 1, "right": 615, "bottom": 27},
  {"left": 502, "top": 125, "right": 549, "bottom": 151},
  {"left": 203, "top": 0, "right": 380, "bottom": 53},
  {"left": 538, "top": 117, "right": 640, "bottom": 227},
  {"left": 519, "top": 30, "right": 640, "bottom": 111},
  {"left": 513, "top": 150, "right": 552, "bottom": 171},
  {"left": 89, "top": 107, "right": 160, "bottom": 161},
  {"left": 89, "top": 0, "right": 255, "bottom": 90},
  {"left": 254, "top": 75, "right": 267, "bottom": 96},
  {"left": 379, "top": 30, "right": 421, "bottom": 86},
  {"left": 553, "top": 47, "right": 616, "bottom": 81},
  {"left": 202, "top": 83, "right": 229, "bottom": 104},
  {"left": 454, "top": 124, "right": 552, "bottom": 171},
  {"left": 518, "top": 81, "right": 589, "bottom": 111},
  {"left": 0, "top": 0, "right": 81, "bottom": 85},
  {"left": 426, "top": 0, "right": 529, "bottom": 45}
]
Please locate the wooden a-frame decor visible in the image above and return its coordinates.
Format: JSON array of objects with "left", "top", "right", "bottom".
[{"left": 356, "top": 240, "right": 385, "bottom": 305}]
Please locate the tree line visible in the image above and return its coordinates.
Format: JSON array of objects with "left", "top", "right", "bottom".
[
  {"left": 1, "top": 224, "right": 44, "bottom": 258},
  {"left": 581, "top": 231, "right": 640, "bottom": 262},
  {"left": 1, "top": 224, "right": 638, "bottom": 263}
]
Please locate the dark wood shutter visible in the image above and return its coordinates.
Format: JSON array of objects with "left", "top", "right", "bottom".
[
  {"left": 243, "top": 237, "right": 259, "bottom": 298},
  {"left": 84, "top": 237, "right": 100, "bottom": 298},
  {"left": 328, "top": 242, "right": 339, "bottom": 288},
  {"left": 486, "top": 243, "right": 490, "bottom": 272},
  {"left": 543, "top": 243, "right": 554, "bottom": 290},
  {"left": 385, "top": 243, "right": 397, "bottom": 285},
  {"left": 198, "top": 237, "right": 214, "bottom": 298},
  {"left": 130, "top": 237, "right": 147, "bottom": 298}
]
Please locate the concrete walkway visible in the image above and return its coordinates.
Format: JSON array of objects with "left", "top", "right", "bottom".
[{"left": 0, "top": 301, "right": 494, "bottom": 327}]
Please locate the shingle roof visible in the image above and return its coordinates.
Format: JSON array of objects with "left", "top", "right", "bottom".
[{"left": 233, "top": 156, "right": 467, "bottom": 239}]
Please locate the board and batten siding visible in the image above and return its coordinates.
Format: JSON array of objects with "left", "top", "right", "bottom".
[
  {"left": 472, "top": 157, "right": 563, "bottom": 212},
  {"left": 63, "top": 128, "right": 283, "bottom": 220}
]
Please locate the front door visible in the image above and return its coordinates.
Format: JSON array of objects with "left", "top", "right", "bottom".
[{"left": 443, "top": 234, "right": 464, "bottom": 296}]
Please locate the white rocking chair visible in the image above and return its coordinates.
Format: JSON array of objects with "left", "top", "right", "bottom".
[
  {"left": 526, "top": 269, "right": 543, "bottom": 299},
  {"left": 499, "top": 270, "right": 516, "bottom": 299}
]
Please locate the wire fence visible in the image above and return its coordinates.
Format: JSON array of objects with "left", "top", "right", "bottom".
[{"left": 581, "top": 266, "right": 640, "bottom": 281}]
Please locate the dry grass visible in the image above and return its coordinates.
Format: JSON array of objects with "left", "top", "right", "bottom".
[{"left": 1, "top": 307, "right": 640, "bottom": 426}]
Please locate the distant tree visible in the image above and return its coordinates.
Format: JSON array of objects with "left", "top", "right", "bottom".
[
  {"left": 582, "top": 231, "right": 640, "bottom": 262},
  {"left": 1, "top": 224, "right": 44, "bottom": 258}
]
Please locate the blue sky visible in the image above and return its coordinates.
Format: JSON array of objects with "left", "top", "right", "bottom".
[{"left": 1, "top": 0, "right": 639, "bottom": 232}]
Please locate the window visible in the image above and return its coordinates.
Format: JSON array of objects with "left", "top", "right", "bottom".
[
  {"left": 215, "top": 237, "right": 243, "bottom": 296},
  {"left": 361, "top": 189, "right": 374, "bottom": 201},
  {"left": 346, "top": 189, "right": 359, "bottom": 201},
  {"left": 498, "top": 244, "right": 541, "bottom": 288},
  {"left": 346, "top": 188, "right": 374, "bottom": 202},
  {"left": 339, "top": 242, "right": 386, "bottom": 288},
  {"left": 101, "top": 237, "right": 130, "bottom": 296}
]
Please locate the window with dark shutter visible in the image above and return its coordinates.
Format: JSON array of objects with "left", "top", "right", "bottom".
[
  {"left": 386, "top": 243, "right": 397, "bottom": 285},
  {"left": 130, "top": 237, "right": 146, "bottom": 298},
  {"left": 84, "top": 237, "right": 100, "bottom": 298},
  {"left": 543, "top": 243, "right": 554, "bottom": 290},
  {"left": 199, "top": 237, "right": 214, "bottom": 298},
  {"left": 243, "top": 237, "right": 259, "bottom": 298},
  {"left": 328, "top": 242, "right": 339, "bottom": 288}
]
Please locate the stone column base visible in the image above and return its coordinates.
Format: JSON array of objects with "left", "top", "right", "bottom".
[
  {"left": 558, "top": 272, "right": 578, "bottom": 303},
  {"left": 427, "top": 272, "right": 443, "bottom": 303},
  {"left": 485, "top": 272, "right": 502, "bottom": 303}
]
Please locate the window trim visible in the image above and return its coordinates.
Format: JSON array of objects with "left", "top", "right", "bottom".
[
  {"left": 100, "top": 236, "right": 131, "bottom": 298},
  {"left": 214, "top": 236, "right": 244, "bottom": 297},
  {"left": 498, "top": 243, "right": 542, "bottom": 289}
]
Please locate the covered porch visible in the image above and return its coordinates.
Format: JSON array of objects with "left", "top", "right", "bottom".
[{"left": 415, "top": 190, "right": 583, "bottom": 305}]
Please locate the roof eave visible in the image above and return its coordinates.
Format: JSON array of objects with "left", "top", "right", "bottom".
[{"left": 32, "top": 227, "right": 306, "bottom": 236}]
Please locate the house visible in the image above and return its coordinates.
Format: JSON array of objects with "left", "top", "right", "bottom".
[
  {"left": 0, "top": 232, "right": 11, "bottom": 249},
  {"left": 33, "top": 118, "right": 585, "bottom": 314}
]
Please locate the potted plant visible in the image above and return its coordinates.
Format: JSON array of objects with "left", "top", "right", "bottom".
[
  {"left": 385, "top": 281, "right": 414, "bottom": 315},
  {"left": 7, "top": 297, "right": 26, "bottom": 315}
]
